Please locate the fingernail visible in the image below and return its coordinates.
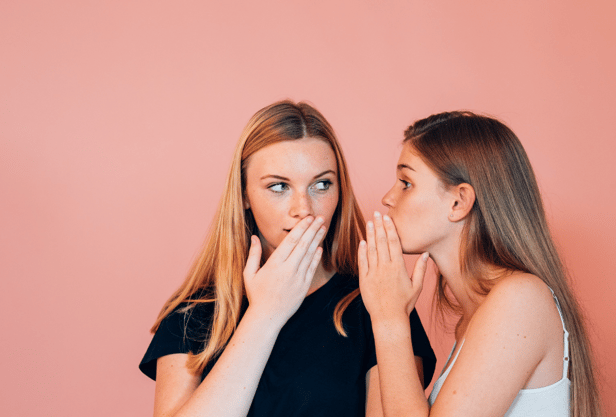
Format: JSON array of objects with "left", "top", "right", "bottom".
[
  {"left": 374, "top": 211, "right": 381, "bottom": 218},
  {"left": 360, "top": 240, "right": 366, "bottom": 246},
  {"left": 383, "top": 214, "right": 391, "bottom": 222},
  {"left": 316, "top": 216, "right": 324, "bottom": 224},
  {"left": 306, "top": 216, "right": 314, "bottom": 223},
  {"left": 422, "top": 252, "right": 429, "bottom": 261},
  {"left": 367, "top": 221, "right": 374, "bottom": 229}
]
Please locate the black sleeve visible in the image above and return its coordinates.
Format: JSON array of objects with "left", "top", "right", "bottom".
[
  {"left": 409, "top": 308, "right": 437, "bottom": 387},
  {"left": 139, "top": 303, "right": 212, "bottom": 381}
]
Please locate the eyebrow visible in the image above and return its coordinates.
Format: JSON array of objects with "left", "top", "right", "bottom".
[
  {"left": 260, "top": 170, "right": 336, "bottom": 181},
  {"left": 397, "top": 163, "right": 415, "bottom": 172}
]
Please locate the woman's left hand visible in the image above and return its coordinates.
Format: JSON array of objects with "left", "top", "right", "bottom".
[{"left": 358, "top": 211, "right": 429, "bottom": 321}]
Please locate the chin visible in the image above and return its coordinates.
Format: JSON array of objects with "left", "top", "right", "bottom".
[{"left": 401, "top": 241, "right": 425, "bottom": 255}]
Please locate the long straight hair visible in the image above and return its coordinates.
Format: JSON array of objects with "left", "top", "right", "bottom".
[
  {"left": 151, "top": 100, "right": 365, "bottom": 373},
  {"left": 404, "top": 111, "right": 601, "bottom": 417}
]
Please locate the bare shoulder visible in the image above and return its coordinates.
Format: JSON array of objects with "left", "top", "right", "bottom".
[
  {"left": 488, "top": 272, "right": 552, "bottom": 301},
  {"left": 486, "top": 272, "right": 554, "bottom": 309},
  {"left": 469, "top": 272, "right": 561, "bottom": 348}
]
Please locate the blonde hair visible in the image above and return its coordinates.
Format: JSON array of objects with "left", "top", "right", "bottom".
[
  {"left": 405, "top": 111, "right": 602, "bottom": 416},
  {"left": 151, "top": 100, "right": 365, "bottom": 374}
]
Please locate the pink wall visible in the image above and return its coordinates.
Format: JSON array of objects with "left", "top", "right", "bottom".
[{"left": 1, "top": 1, "right": 614, "bottom": 415}]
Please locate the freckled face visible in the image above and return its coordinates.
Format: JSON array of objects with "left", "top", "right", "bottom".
[
  {"left": 381, "top": 143, "right": 455, "bottom": 254},
  {"left": 244, "top": 137, "right": 339, "bottom": 258}
]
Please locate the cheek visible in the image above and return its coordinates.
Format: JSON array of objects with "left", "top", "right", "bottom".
[
  {"left": 248, "top": 196, "right": 283, "bottom": 232},
  {"left": 315, "top": 193, "right": 339, "bottom": 222},
  {"left": 249, "top": 191, "right": 283, "bottom": 214},
  {"left": 389, "top": 196, "right": 427, "bottom": 237},
  {"left": 389, "top": 194, "right": 414, "bottom": 221}
]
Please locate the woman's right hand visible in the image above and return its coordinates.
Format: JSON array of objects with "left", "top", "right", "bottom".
[{"left": 243, "top": 216, "right": 327, "bottom": 325}]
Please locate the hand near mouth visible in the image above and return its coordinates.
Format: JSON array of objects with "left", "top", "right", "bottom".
[
  {"left": 243, "top": 215, "right": 328, "bottom": 327},
  {"left": 358, "top": 211, "right": 429, "bottom": 321}
]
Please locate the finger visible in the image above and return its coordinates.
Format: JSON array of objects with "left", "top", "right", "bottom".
[
  {"left": 303, "top": 247, "right": 323, "bottom": 287},
  {"left": 270, "top": 216, "right": 315, "bottom": 262},
  {"left": 366, "top": 220, "right": 378, "bottom": 267},
  {"left": 383, "top": 214, "right": 404, "bottom": 264},
  {"left": 287, "top": 216, "right": 325, "bottom": 264},
  {"left": 243, "top": 235, "right": 262, "bottom": 280},
  {"left": 410, "top": 252, "right": 429, "bottom": 291},
  {"left": 373, "top": 211, "right": 390, "bottom": 261},
  {"left": 296, "top": 225, "right": 327, "bottom": 276},
  {"left": 358, "top": 240, "right": 368, "bottom": 279}
]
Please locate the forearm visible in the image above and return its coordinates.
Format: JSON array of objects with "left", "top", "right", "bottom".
[
  {"left": 372, "top": 316, "right": 429, "bottom": 417},
  {"left": 174, "top": 308, "right": 284, "bottom": 417}
]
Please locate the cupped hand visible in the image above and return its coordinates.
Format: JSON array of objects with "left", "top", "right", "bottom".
[
  {"left": 243, "top": 216, "right": 327, "bottom": 326},
  {"left": 358, "top": 211, "right": 429, "bottom": 321}
]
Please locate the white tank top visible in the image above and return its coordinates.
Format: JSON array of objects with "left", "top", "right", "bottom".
[{"left": 428, "top": 288, "right": 571, "bottom": 416}]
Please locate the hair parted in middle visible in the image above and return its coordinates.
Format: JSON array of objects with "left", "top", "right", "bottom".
[{"left": 151, "top": 100, "right": 366, "bottom": 374}]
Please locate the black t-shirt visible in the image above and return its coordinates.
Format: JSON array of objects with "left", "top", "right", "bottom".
[{"left": 140, "top": 273, "right": 436, "bottom": 416}]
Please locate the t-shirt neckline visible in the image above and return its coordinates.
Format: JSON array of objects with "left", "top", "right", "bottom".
[{"left": 304, "top": 271, "right": 340, "bottom": 301}]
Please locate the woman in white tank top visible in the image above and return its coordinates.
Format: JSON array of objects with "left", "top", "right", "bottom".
[{"left": 358, "top": 112, "right": 601, "bottom": 417}]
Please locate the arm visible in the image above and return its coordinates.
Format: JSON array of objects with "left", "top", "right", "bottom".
[
  {"left": 154, "top": 216, "right": 327, "bottom": 417},
  {"left": 371, "top": 316, "right": 428, "bottom": 417},
  {"left": 155, "top": 308, "right": 290, "bottom": 417},
  {"left": 365, "top": 358, "right": 425, "bottom": 417},
  {"left": 365, "top": 366, "right": 383, "bottom": 417},
  {"left": 359, "top": 212, "right": 430, "bottom": 417}
]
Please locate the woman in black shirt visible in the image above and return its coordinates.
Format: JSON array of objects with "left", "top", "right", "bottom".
[{"left": 140, "top": 100, "right": 435, "bottom": 417}]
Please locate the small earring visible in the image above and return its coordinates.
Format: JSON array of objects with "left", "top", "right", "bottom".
[{"left": 450, "top": 214, "right": 454, "bottom": 218}]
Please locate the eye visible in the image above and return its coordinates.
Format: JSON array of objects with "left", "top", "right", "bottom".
[
  {"left": 399, "top": 179, "right": 412, "bottom": 189},
  {"left": 313, "top": 180, "right": 333, "bottom": 192},
  {"left": 268, "top": 182, "right": 289, "bottom": 193}
]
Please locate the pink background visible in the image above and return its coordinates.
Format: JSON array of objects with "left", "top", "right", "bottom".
[{"left": 1, "top": 1, "right": 614, "bottom": 415}]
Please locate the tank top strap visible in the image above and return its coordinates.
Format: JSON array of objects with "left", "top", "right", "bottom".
[
  {"left": 548, "top": 287, "right": 570, "bottom": 379},
  {"left": 446, "top": 339, "right": 465, "bottom": 373},
  {"left": 437, "top": 339, "right": 466, "bottom": 380},
  {"left": 452, "top": 339, "right": 465, "bottom": 363}
]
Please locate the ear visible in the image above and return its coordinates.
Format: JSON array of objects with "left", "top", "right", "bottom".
[
  {"left": 243, "top": 195, "right": 251, "bottom": 210},
  {"left": 449, "top": 183, "right": 475, "bottom": 221}
]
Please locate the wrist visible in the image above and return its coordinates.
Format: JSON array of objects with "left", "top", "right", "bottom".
[
  {"left": 370, "top": 314, "right": 411, "bottom": 337},
  {"left": 243, "top": 305, "right": 289, "bottom": 332}
]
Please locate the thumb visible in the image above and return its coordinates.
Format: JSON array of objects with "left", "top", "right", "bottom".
[
  {"left": 410, "top": 252, "right": 429, "bottom": 291},
  {"left": 244, "top": 236, "right": 262, "bottom": 280}
]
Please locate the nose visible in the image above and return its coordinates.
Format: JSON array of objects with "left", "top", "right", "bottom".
[
  {"left": 290, "top": 191, "right": 313, "bottom": 219},
  {"left": 382, "top": 185, "right": 396, "bottom": 208}
]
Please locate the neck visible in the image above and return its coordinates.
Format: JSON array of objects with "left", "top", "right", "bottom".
[
  {"left": 431, "top": 244, "right": 511, "bottom": 339},
  {"left": 307, "top": 262, "right": 335, "bottom": 295},
  {"left": 430, "top": 250, "right": 479, "bottom": 319},
  {"left": 427, "top": 230, "right": 481, "bottom": 324}
]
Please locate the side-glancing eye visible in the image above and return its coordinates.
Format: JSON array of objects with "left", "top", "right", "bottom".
[
  {"left": 399, "top": 179, "right": 412, "bottom": 189},
  {"left": 312, "top": 180, "right": 333, "bottom": 192},
  {"left": 268, "top": 182, "right": 289, "bottom": 193}
]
